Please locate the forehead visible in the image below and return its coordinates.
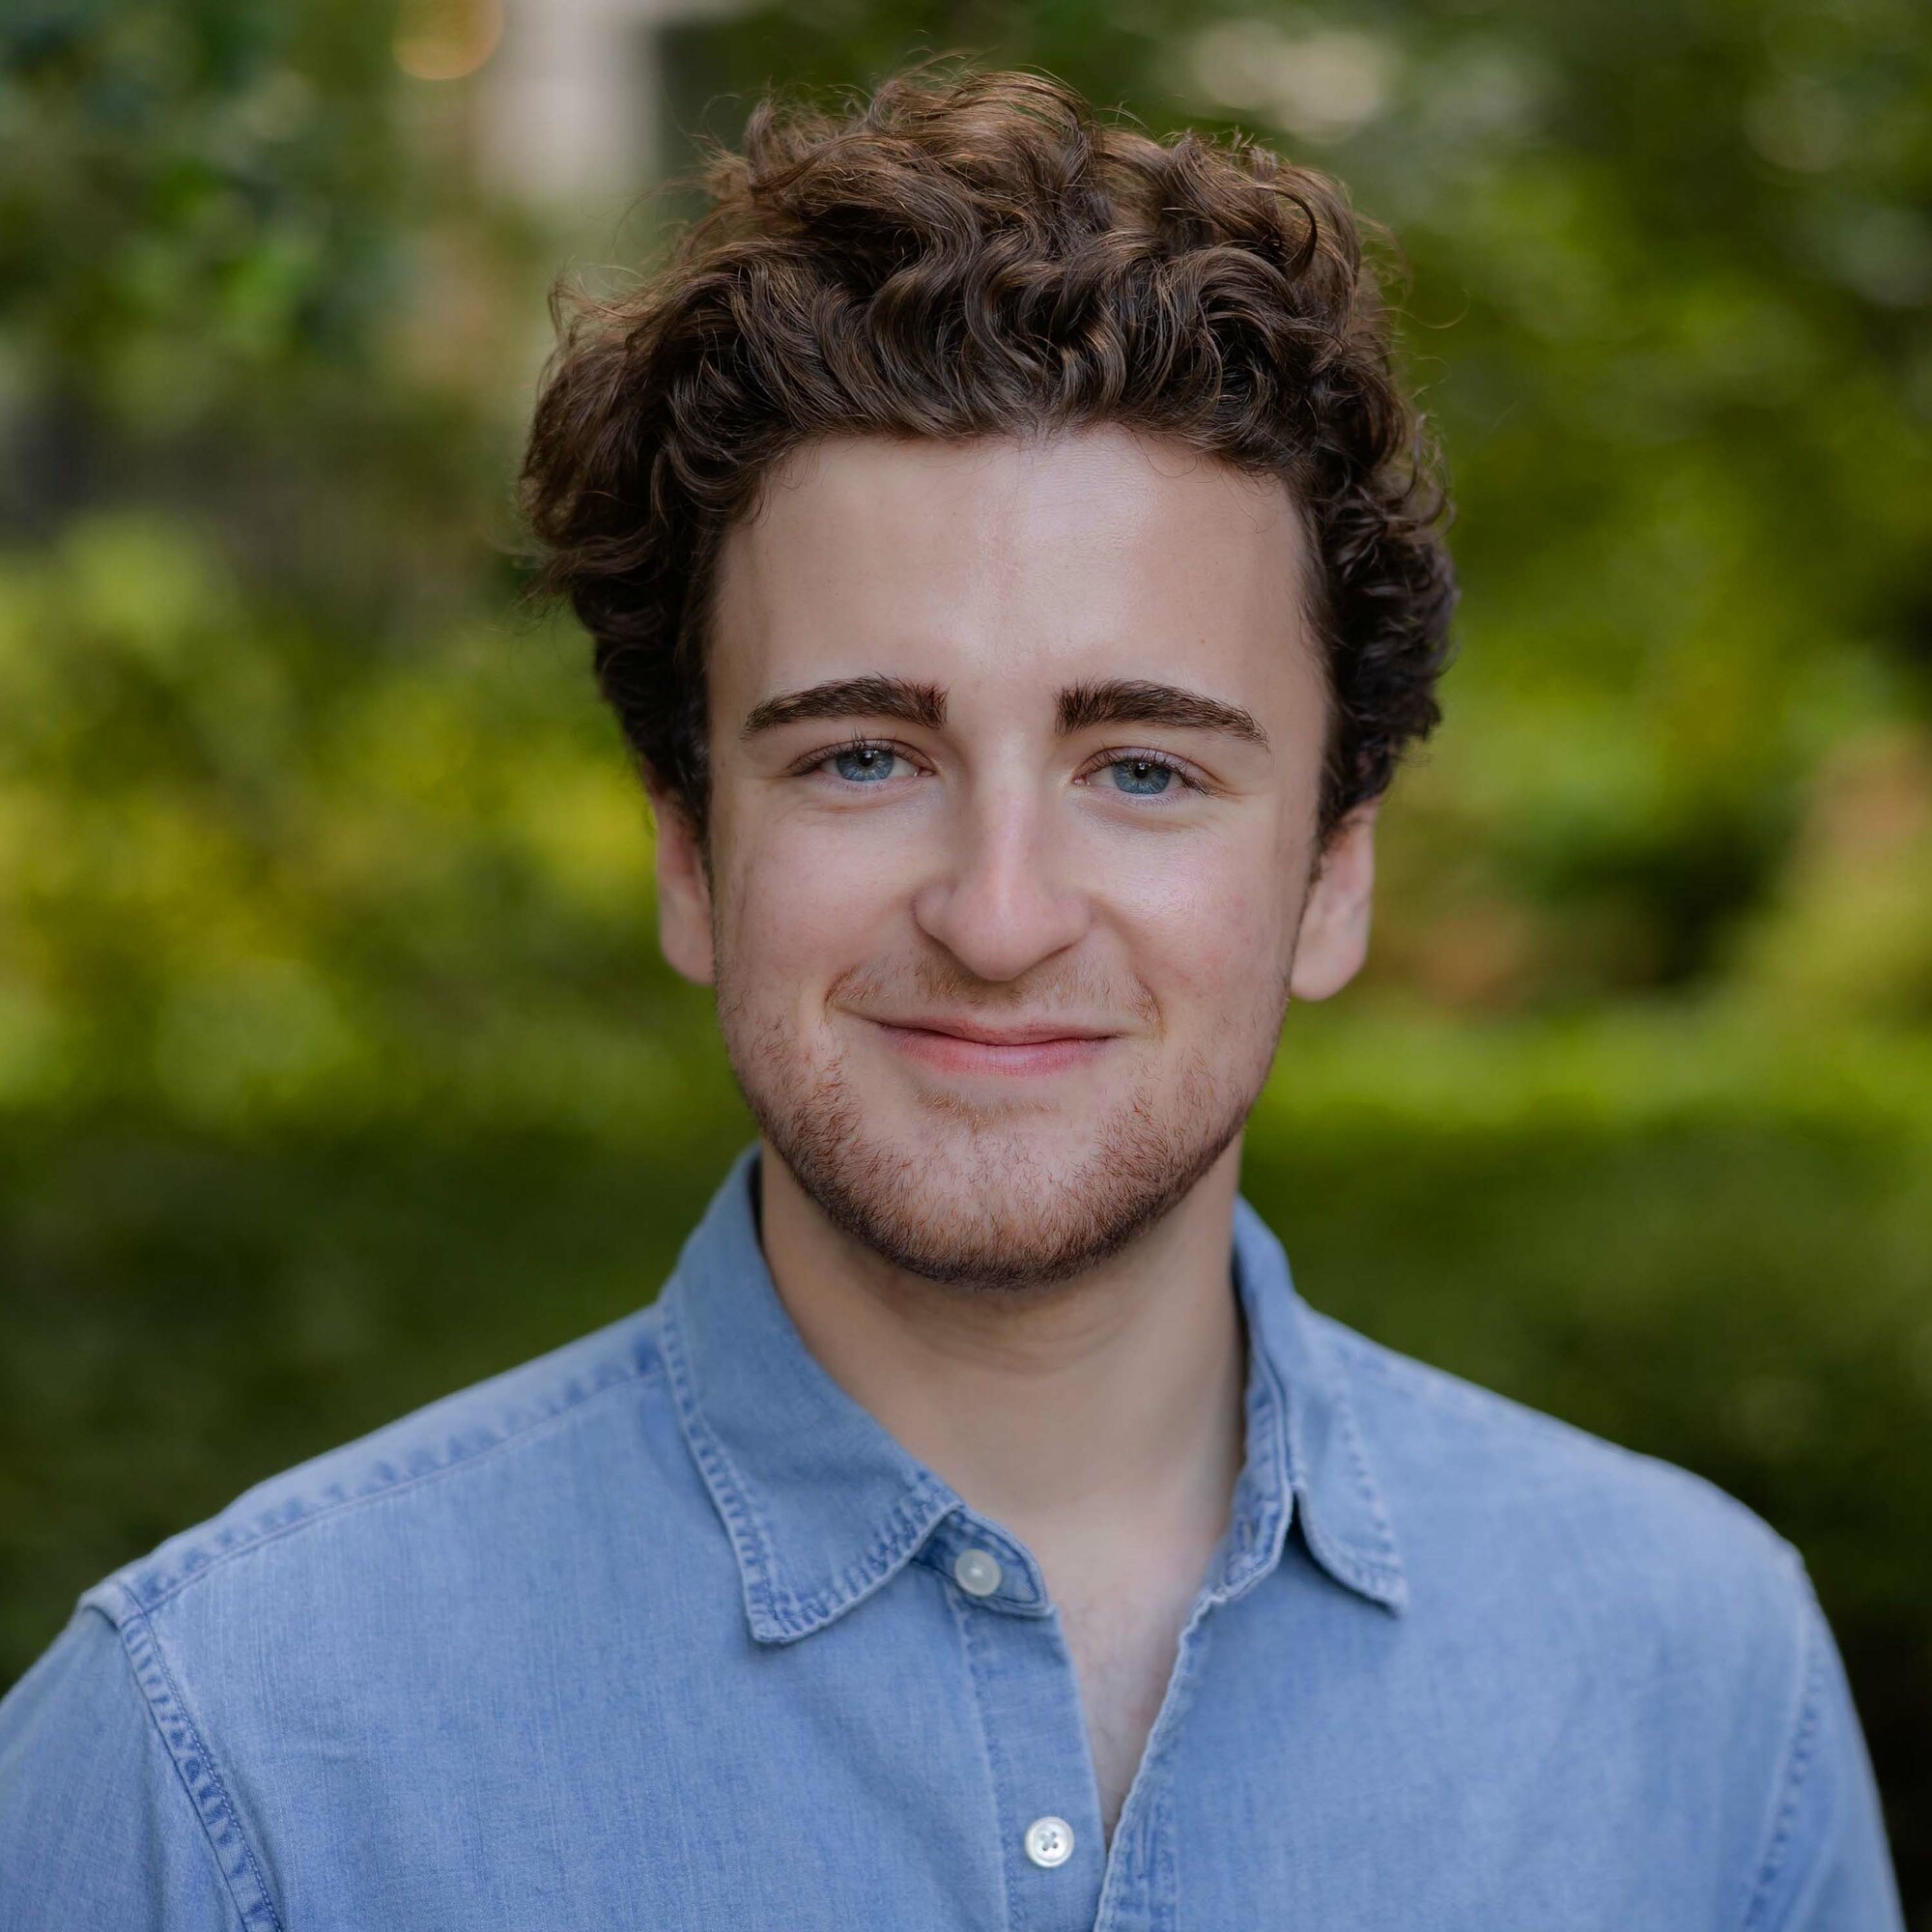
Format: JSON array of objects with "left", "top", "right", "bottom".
[{"left": 708, "top": 426, "right": 1322, "bottom": 712}]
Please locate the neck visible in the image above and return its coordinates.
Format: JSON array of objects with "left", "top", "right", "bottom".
[{"left": 754, "top": 1141, "right": 1249, "bottom": 1567}]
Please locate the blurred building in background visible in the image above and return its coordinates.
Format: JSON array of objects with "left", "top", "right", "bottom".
[{"left": 480, "top": 0, "right": 744, "bottom": 204}]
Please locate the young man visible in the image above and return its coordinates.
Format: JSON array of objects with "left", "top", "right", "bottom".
[{"left": 0, "top": 64, "right": 1903, "bottom": 1931}]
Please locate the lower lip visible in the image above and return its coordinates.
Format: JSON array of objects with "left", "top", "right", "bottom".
[{"left": 868, "top": 1021, "right": 1115, "bottom": 1077}]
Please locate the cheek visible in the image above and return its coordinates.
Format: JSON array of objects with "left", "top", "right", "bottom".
[
  {"left": 1111, "top": 833, "right": 1297, "bottom": 1010},
  {"left": 719, "top": 811, "right": 910, "bottom": 995}
]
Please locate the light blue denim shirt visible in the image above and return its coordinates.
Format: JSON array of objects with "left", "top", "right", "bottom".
[{"left": 0, "top": 1145, "right": 1903, "bottom": 1929}]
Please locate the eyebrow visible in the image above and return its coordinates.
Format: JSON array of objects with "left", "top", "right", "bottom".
[
  {"left": 742, "top": 674, "right": 1269, "bottom": 752},
  {"left": 741, "top": 675, "right": 947, "bottom": 738},
  {"left": 1056, "top": 678, "right": 1270, "bottom": 752}
]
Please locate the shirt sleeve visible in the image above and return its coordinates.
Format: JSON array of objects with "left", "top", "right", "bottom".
[
  {"left": 0, "top": 1605, "right": 242, "bottom": 1932},
  {"left": 1748, "top": 1564, "right": 1906, "bottom": 1932}
]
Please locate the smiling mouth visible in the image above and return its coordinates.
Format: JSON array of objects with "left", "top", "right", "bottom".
[{"left": 860, "top": 1014, "right": 1120, "bottom": 1076}]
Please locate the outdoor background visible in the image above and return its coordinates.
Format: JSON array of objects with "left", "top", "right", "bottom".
[{"left": 3, "top": 0, "right": 1929, "bottom": 1913}]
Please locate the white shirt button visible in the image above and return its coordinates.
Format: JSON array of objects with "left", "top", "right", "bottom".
[
  {"left": 1024, "top": 1815, "right": 1074, "bottom": 1868},
  {"left": 952, "top": 1548, "right": 1003, "bottom": 1597}
]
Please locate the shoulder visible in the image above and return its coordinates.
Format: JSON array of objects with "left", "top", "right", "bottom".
[
  {"left": 1310, "top": 1306, "right": 1816, "bottom": 1730},
  {"left": 1305, "top": 1313, "right": 1898, "bottom": 1921},
  {"left": 0, "top": 1604, "right": 244, "bottom": 1930},
  {"left": 8, "top": 1297, "right": 724, "bottom": 1926},
  {"left": 1310, "top": 1311, "right": 1904, "bottom": 1926},
  {"left": 1315, "top": 1305, "right": 1803, "bottom": 1599},
  {"left": 78, "top": 1297, "right": 680, "bottom": 1632},
  {"left": 0, "top": 1316, "right": 687, "bottom": 1930}
]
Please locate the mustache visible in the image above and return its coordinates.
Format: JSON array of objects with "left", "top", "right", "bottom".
[{"left": 826, "top": 956, "right": 1161, "bottom": 1030}]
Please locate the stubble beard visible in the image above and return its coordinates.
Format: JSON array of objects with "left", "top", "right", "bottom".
[{"left": 713, "top": 954, "right": 1293, "bottom": 1295}]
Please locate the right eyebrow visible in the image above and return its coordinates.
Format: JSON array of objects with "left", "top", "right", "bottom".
[{"left": 740, "top": 676, "right": 948, "bottom": 738}]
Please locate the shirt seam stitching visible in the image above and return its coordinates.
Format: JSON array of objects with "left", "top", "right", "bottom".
[
  {"left": 122, "top": 1356, "right": 668, "bottom": 1616},
  {"left": 106, "top": 1594, "right": 283, "bottom": 1932},
  {"left": 662, "top": 1287, "right": 959, "bottom": 1638},
  {"left": 778, "top": 1488, "right": 954, "bottom": 1632},
  {"left": 1324, "top": 1345, "right": 1406, "bottom": 1571},
  {"left": 659, "top": 1292, "right": 788, "bottom": 1629},
  {"left": 1280, "top": 1326, "right": 1408, "bottom": 1607},
  {"left": 1738, "top": 1553, "right": 1830, "bottom": 1932},
  {"left": 1238, "top": 1338, "right": 1294, "bottom": 1585},
  {"left": 949, "top": 1581, "right": 1026, "bottom": 1932}
]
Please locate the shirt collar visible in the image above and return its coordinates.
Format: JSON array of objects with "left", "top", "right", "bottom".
[{"left": 659, "top": 1145, "right": 1406, "bottom": 1645}]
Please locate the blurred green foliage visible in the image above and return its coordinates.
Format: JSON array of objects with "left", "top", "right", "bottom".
[{"left": 2, "top": 0, "right": 1929, "bottom": 1915}]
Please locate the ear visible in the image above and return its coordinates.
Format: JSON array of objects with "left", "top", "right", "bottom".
[
  {"left": 1288, "top": 797, "right": 1380, "bottom": 1003},
  {"left": 645, "top": 779, "right": 717, "bottom": 987}
]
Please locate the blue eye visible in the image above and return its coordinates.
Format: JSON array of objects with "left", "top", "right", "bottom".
[
  {"left": 830, "top": 745, "right": 904, "bottom": 783},
  {"left": 1107, "top": 756, "right": 1177, "bottom": 796}
]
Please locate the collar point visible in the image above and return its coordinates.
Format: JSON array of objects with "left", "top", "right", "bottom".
[
  {"left": 1341, "top": 1555, "right": 1409, "bottom": 1615},
  {"left": 742, "top": 1600, "right": 784, "bottom": 1643},
  {"left": 1296, "top": 1510, "right": 1409, "bottom": 1614},
  {"left": 1367, "top": 1570, "right": 1410, "bottom": 1616},
  {"left": 742, "top": 1583, "right": 836, "bottom": 1646}
]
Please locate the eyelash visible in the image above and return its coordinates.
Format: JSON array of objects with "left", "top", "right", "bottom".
[
  {"left": 1081, "top": 749, "right": 1206, "bottom": 797},
  {"left": 787, "top": 735, "right": 912, "bottom": 783},
  {"left": 793, "top": 736, "right": 1208, "bottom": 797}
]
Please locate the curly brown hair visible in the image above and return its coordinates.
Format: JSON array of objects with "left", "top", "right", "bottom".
[{"left": 518, "top": 59, "right": 1457, "bottom": 853}]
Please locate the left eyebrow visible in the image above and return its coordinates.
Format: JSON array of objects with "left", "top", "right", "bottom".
[
  {"left": 740, "top": 675, "right": 947, "bottom": 739},
  {"left": 1056, "top": 679, "right": 1270, "bottom": 752}
]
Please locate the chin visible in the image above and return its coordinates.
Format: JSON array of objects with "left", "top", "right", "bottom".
[{"left": 736, "top": 1042, "right": 1252, "bottom": 1293}]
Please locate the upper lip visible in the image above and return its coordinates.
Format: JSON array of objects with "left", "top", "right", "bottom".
[{"left": 867, "top": 1013, "right": 1120, "bottom": 1046}]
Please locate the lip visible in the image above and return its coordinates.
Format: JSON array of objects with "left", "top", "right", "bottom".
[
  {"left": 860, "top": 1013, "right": 1121, "bottom": 1077},
  {"left": 870, "top": 1013, "right": 1118, "bottom": 1046}
]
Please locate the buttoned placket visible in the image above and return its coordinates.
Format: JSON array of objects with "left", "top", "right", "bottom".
[
  {"left": 922, "top": 1511, "right": 1104, "bottom": 1927},
  {"left": 920, "top": 1309, "right": 1296, "bottom": 1932},
  {"left": 660, "top": 1148, "right": 1406, "bottom": 1932},
  {"left": 924, "top": 1470, "right": 1283, "bottom": 1932}
]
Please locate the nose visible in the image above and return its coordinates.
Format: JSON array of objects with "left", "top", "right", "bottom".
[{"left": 909, "top": 782, "right": 1091, "bottom": 983}]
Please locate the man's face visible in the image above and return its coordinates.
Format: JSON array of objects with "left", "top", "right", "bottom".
[{"left": 653, "top": 426, "right": 1378, "bottom": 1289}]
